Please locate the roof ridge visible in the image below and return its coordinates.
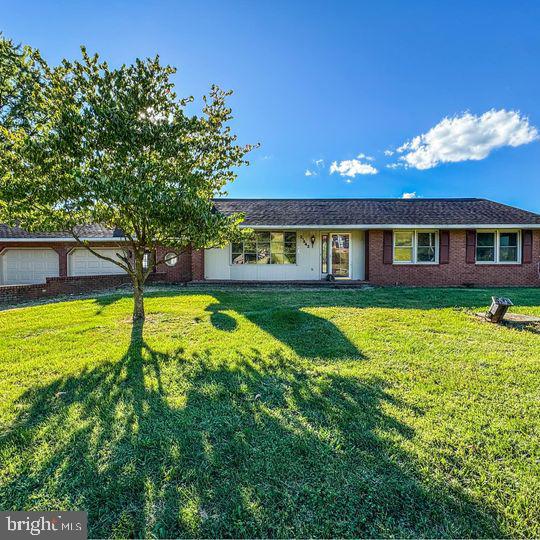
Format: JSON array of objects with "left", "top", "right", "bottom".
[
  {"left": 213, "top": 197, "right": 482, "bottom": 201},
  {"left": 209, "top": 198, "right": 540, "bottom": 226}
]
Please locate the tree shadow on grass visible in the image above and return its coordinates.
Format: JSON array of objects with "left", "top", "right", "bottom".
[
  {"left": 92, "top": 291, "right": 129, "bottom": 315},
  {"left": 205, "top": 293, "right": 363, "bottom": 360},
  {"left": 77, "top": 286, "right": 540, "bottom": 379},
  {"left": 0, "top": 322, "right": 501, "bottom": 538},
  {"left": 89, "top": 286, "right": 540, "bottom": 360}
]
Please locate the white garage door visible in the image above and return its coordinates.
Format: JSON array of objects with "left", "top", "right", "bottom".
[
  {"left": 1, "top": 249, "right": 60, "bottom": 285},
  {"left": 69, "top": 248, "right": 128, "bottom": 277}
]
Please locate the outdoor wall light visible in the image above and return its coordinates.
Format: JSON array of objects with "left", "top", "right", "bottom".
[{"left": 310, "top": 235, "right": 316, "bottom": 247}]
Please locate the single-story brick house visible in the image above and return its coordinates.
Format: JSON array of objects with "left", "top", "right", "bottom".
[{"left": 1, "top": 198, "right": 539, "bottom": 298}]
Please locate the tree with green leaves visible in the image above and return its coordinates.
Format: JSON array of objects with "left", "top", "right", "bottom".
[
  {"left": 0, "top": 34, "right": 48, "bottom": 209},
  {"left": 0, "top": 34, "right": 47, "bottom": 130},
  {"left": 0, "top": 39, "right": 255, "bottom": 321}
]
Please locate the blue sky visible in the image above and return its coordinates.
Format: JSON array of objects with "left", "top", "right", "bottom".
[{"left": 3, "top": 0, "right": 540, "bottom": 211}]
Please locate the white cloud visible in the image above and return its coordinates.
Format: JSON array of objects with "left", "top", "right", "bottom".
[
  {"left": 386, "top": 162, "right": 403, "bottom": 170},
  {"left": 315, "top": 159, "right": 324, "bottom": 167},
  {"left": 384, "top": 149, "right": 394, "bottom": 156},
  {"left": 330, "top": 159, "right": 378, "bottom": 177},
  {"left": 397, "top": 109, "right": 538, "bottom": 170},
  {"left": 402, "top": 192, "right": 417, "bottom": 199},
  {"left": 357, "top": 152, "right": 375, "bottom": 161},
  {"left": 305, "top": 169, "right": 316, "bottom": 177}
]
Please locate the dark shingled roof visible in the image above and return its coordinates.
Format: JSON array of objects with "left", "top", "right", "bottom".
[
  {"left": 212, "top": 198, "right": 540, "bottom": 226},
  {"left": 1, "top": 199, "right": 539, "bottom": 238},
  {"left": 0, "top": 223, "right": 124, "bottom": 239}
]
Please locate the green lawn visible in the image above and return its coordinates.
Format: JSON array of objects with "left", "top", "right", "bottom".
[{"left": 1, "top": 287, "right": 539, "bottom": 538}]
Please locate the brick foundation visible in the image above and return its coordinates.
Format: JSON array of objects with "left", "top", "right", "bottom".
[
  {"left": 0, "top": 272, "right": 167, "bottom": 305},
  {"left": 367, "top": 229, "right": 540, "bottom": 286}
]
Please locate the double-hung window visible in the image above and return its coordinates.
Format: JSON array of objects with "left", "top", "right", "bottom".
[
  {"left": 476, "top": 230, "right": 520, "bottom": 264},
  {"left": 476, "top": 232, "right": 496, "bottom": 262},
  {"left": 231, "top": 231, "right": 297, "bottom": 264},
  {"left": 393, "top": 230, "right": 438, "bottom": 264}
]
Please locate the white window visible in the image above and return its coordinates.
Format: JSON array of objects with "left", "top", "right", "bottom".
[
  {"left": 394, "top": 231, "right": 414, "bottom": 263},
  {"left": 476, "top": 232, "right": 495, "bottom": 262},
  {"left": 393, "top": 230, "right": 438, "bottom": 264},
  {"left": 231, "top": 231, "right": 297, "bottom": 265},
  {"left": 476, "top": 230, "right": 520, "bottom": 264},
  {"left": 143, "top": 251, "right": 155, "bottom": 270}
]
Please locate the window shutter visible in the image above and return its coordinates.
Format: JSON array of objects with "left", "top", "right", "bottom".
[
  {"left": 383, "top": 231, "right": 393, "bottom": 264},
  {"left": 439, "top": 230, "right": 450, "bottom": 264},
  {"left": 522, "top": 230, "right": 533, "bottom": 264},
  {"left": 466, "top": 230, "right": 476, "bottom": 263}
]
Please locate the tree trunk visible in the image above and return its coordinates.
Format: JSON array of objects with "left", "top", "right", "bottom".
[
  {"left": 133, "top": 280, "right": 145, "bottom": 322},
  {"left": 132, "top": 252, "right": 146, "bottom": 322}
]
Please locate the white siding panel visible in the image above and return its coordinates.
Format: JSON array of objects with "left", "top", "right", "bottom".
[
  {"left": 351, "top": 230, "right": 365, "bottom": 280},
  {"left": 203, "top": 230, "right": 365, "bottom": 281},
  {"left": 204, "top": 247, "right": 231, "bottom": 280}
]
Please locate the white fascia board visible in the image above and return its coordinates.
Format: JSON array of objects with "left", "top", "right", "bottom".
[
  {"left": 0, "top": 237, "right": 130, "bottom": 242},
  {"left": 240, "top": 224, "right": 540, "bottom": 230}
]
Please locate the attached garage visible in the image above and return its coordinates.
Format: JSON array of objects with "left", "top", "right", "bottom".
[
  {"left": 0, "top": 248, "right": 60, "bottom": 285},
  {"left": 68, "top": 248, "right": 128, "bottom": 277}
]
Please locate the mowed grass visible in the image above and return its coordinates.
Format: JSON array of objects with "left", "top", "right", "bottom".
[{"left": 1, "top": 287, "right": 539, "bottom": 538}]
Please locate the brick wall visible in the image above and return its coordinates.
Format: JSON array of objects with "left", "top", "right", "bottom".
[
  {"left": 0, "top": 240, "right": 194, "bottom": 305},
  {"left": 3, "top": 232, "right": 539, "bottom": 293},
  {"left": 155, "top": 246, "right": 192, "bottom": 282},
  {"left": 54, "top": 247, "right": 69, "bottom": 276},
  {"left": 368, "top": 229, "right": 540, "bottom": 286},
  {"left": 0, "top": 242, "right": 193, "bottom": 282},
  {"left": 0, "top": 272, "right": 167, "bottom": 304},
  {"left": 191, "top": 249, "right": 205, "bottom": 281}
]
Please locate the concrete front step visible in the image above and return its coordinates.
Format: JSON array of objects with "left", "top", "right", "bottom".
[{"left": 188, "top": 279, "right": 371, "bottom": 289}]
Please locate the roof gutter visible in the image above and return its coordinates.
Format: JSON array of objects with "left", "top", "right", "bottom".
[
  {"left": 240, "top": 224, "right": 540, "bottom": 230},
  {"left": 2, "top": 224, "right": 539, "bottom": 240},
  {"left": 0, "top": 237, "right": 130, "bottom": 243}
]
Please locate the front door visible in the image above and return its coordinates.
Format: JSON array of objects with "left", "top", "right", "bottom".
[{"left": 322, "top": 233, "right": 351, "bottom": 279}]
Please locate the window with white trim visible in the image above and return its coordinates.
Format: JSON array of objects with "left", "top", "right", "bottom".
[
  {"left": 231, "top": 231, "right": 297, "bottom": 264},
  {"left": 476, "top": 230, "right": 520, "bottom": 263},
  {"left": 393, "top": 230, "right": 438, "bottom": 264}
]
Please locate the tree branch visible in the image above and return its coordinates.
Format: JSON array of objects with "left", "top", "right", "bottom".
[{"left": 70, "top": 231, "right": 132, "bottom": 274}]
